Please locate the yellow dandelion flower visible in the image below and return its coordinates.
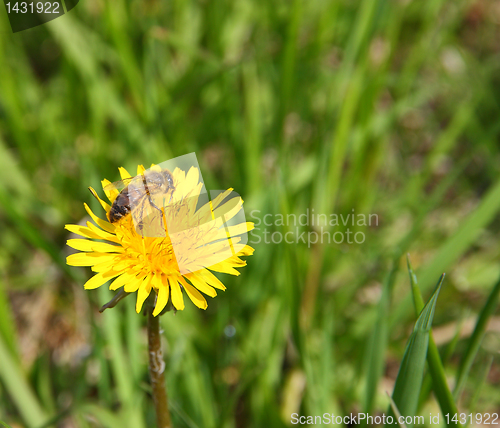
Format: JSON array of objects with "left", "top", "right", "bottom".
[{"left": 66, "top": 165, "right": 254, "bottom": 316}]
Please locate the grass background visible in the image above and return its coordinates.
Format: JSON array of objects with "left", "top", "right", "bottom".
[{"left": 1, "top": 0, "right": 500, "bottom": 426}]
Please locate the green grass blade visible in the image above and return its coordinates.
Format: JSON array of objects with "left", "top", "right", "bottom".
[
  {"left": 279, "top": 0, "right": 301, "bottom": 126},
  {"left": 393, "top": 177, "right": 500, "bottom": 325},
  {"left": 0, "top": 190, "right": 74, "bottom": 280},
  {"left": 243, "top": 62, "right": 263, "bottom": 195},
  {"left": 0, "top": 279, "right": 18, "bottom": 359},
  {"left": 454, "top": 274, "right": 500, "bottom": 399},
  {"left": 0, "top": 333, "right": 48, "bottom": 428},
  {"left": 386, "top": 274, "right": 444, "bottom": 427},
  {"left": 79, "top": 404, "right": 127, "bottom": 428},
  {"left": 407, "top": 256, "right": 461, "bottom": 427},
  {"left": 362, "top": 262, "right": 398, "bottom": 415},
  {"left": 468, "top": 355, "right": 493, "bottom": 413},
  {"left": 98, "top": 287, "right": 145, "bottom": 428},
  {"left": 387, "top": 394, "right": 408, "bottom": 428}
]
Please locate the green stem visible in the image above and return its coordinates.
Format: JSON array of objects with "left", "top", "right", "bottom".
[{"left": 147, "top": 310, "right": 172, "bottom": 428}]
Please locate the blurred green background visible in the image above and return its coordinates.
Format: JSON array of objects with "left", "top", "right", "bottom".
[{"left": 1, "top": 0, "right": 500, "bottom": 427}]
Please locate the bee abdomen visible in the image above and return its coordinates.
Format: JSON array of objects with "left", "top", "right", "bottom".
[{"left": 109, "top": 192, "right": 131, "bottom": 223}]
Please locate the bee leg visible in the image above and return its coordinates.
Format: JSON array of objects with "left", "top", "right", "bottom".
[
  {"left": 147, "top": 195, "right": 167, "bottom": 234},
  {"left": 168, "top": 187, "right": 175, "bottom": 204},
  {"left": 148, "top": 197, "right": 163, "bottom": 215}
]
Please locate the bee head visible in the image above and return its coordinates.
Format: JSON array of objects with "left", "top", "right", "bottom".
[{"left": 163, "top": 170, "right": 175, "bottom": 189}]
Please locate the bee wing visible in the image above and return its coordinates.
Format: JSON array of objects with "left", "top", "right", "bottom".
[
  {"left": 103, "top": 176, "right": 137, "bottom": 191},
  {"left": 125, "top": 176, "right": 166, "bottom": 238},
  {"left": 130, "top": 196, "right": 166, "bottom": 238}
]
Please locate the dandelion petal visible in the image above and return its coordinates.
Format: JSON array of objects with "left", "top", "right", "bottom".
[
  {"left": 153, "top": 278, "right": 170, "bottom": 316},
  {"left": 186, "top": 273, "right": 217, "bottom": 297},
  {"left": 84, "top": 270, "right": 121, "bottom": 290},
  {"left": 179, "top": 277, "right": 208, "bottom": 309},
  {"left": 169, "top": 277, "right": 185, "bottom": 310},
  {"left": 136, "top": 275, "right": 153, "bottom": 313}
]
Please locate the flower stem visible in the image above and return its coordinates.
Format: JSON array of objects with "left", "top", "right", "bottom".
[{"left": 147, "top": 310, "right": 172, "bottom": 428}]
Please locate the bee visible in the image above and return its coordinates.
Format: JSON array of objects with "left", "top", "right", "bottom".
[{"left": 104, "top": 168, "right": 175, "bottom": 237}]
